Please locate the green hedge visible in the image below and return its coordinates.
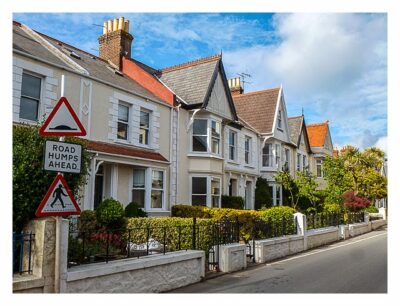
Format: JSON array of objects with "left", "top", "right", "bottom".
[
  {"left": 221, "top": 195, "right": 245, "bottom": 209},
  {"left": 126, "top": 217, "right": 214, "bottom": 253},
  {"left": 171, "top": 205, "right": 297, "bottom": 241},
  {"left": 362, "top": 205, "right": 379, "bottom": 213}
]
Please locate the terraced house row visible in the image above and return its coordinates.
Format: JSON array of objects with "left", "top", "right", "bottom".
[{"left": 12, "top": 17, "right": 334, "bottom": 216}]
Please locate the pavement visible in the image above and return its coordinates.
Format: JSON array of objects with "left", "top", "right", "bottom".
[{"left": 169, "top": 226, "right": 387, "bottom": 293}]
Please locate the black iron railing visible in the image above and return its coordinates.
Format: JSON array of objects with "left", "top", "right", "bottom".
[
  {"left": 13, "top": 232, "right": 35, "bottom": 274},
  {"left": 306, "top": 212, "right": 366, "bottom": 230}
]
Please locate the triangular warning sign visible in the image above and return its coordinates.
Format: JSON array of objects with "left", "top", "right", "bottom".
[
  {"left": 35, "top": 174, "right": 81, "bottom": 217},
  {"left": 39, "top": 97, "right": 86, "bottom": 136}
]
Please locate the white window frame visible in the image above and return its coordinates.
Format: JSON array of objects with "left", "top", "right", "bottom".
[
  {"left": 139, "top": 108, "right": 151, "bottom": 146},
  {"left": 150, "top": 169, "right": 166, "bottom": 210},
  {"left": 190, "top": 175, "right": 221, "bottom": 208},
  {"left": 316, "top": 159, "right": 324, "bottom": 178},
  {"left": 284, "top": 148, "right": 290, "bottom": 171},
  {"left": 19, "top": 71, "right": 43, "bottom": 123},
  {"left": 245, "top": 136, "right": 251, "bottom": 165},
  {"left": 211, "top": 120, "right": 221, "bottom": 155},
  {"left": 228, "top": 129, "right": 237, "bottom": 161},
  {"left": 132, "top": 168, "right": 146, "bottom": 209},
  {"left": 262, "top": 143, "right": 273, "bottom": 167},
  {"left": 297, "top": 153, "right": 301, "bottom": 171},
  {"left": 211, "top": 177, "right": 221, "bottom": 208},
  {"left": 275, "top": 144, "right": 281, "bottom": 168},
  {"left": 277, "top": 110, "right": 282, "bottom": 129},
  {"left": 117, "top": 102, "right": 130, "bottom": 141}
]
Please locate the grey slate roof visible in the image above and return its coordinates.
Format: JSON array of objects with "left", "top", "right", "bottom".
[
  {"left": 157, "top": 56, "right": 220, "bottom": 105},
  {"left": 288, "top": 116, "right": 304, "bottom": 144},
  {"left": 13, "top": 22, "right": 165, "bottom": 105}
]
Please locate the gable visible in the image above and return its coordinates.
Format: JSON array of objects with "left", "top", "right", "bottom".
[
  {"left": 273, "top": 93, "right": 291, "bottom": 144},
  {"left": 324, "top": 127, "right": 333, "bottom": 151},
  {"left": 205, "top": 72, "right": 235, "bottom": 120}
]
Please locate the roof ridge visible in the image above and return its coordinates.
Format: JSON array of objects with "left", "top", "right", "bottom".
[
  {"left": 288, "top": 115, "right": 303, "bottom": 119},
  {"left": 307, "top": 122, "right": 329, "bottom": 127},
  {"left": 159, "top": 53, "right": 221, "bottom": 73},
  {"left": 233, "top": 87, "right": 281, "bottom": 98}
]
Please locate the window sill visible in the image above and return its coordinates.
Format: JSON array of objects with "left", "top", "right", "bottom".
[
  {"left": 227, "top": 160, "right": 240, "bottom": 165},
  {"left": 244, "top": 164, "right": 256, "bottom": 169},
  {"left": 187, "top": 153, "right": 223, "bottom": 160}
]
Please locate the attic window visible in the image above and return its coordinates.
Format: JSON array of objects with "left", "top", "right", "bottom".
[{"left": 70, "top": 51, "right": 81, "bottom": 60}]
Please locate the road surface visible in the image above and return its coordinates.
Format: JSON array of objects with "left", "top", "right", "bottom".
[{"left": 170, "top": 227, "right": 387, "bottom": 293}]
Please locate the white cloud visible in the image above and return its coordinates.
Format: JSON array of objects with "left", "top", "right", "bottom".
[
  {"left": 373, "top": 136, "right": 387, "bottom": 153},
  {"left": 223, "top": 13, "right": 387, "bottom": 149}
]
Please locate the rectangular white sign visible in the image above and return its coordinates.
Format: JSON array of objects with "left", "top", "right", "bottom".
[{"left": 44, "top": 140, "right": 82, "bottom": 174}]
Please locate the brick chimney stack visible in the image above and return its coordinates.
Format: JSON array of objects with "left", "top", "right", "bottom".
[
  {"left": 228, "top": 77, "right": 243, "bottom": 96},
  {"left": 98, "top": 17, "right": 133, "bottom": 70}
]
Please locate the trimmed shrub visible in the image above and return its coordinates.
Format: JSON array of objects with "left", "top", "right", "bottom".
[
  {"left": 363, "top": 205, "right": 379, "bottom": 213},
  {"left": 258, "top": 206, "right": 296, "bottom": 222},
  {"left": 171, "top": 205, "right": 212, "bottom": 218},
  {"left": 96, "top": 198, "right": 126, "bottom": 229},
  {"left": 125, "top": 202, "right": 147, "bottom": 218},
  {"left": 221, "top": 195, "right": 245, "bottom": 209},
  {"left": 126, "top": 217, "right": 214, "bottom": 253},
  {"left": 342, "top": 191, "right": 370, "bottom": 212},
  {"left": 322, "top": 203, "right": 344, "bottom": 214}
]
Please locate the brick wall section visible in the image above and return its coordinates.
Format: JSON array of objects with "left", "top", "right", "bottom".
[{"left": 98, "top": 30, "right": 133, "bottom": 69}]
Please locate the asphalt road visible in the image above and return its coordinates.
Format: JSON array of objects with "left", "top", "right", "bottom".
[{"left": 170, "top": 227, "right": 387, "bottom": 293}]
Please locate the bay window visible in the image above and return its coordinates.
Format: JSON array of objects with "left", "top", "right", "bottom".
[
  {"left": 151, "top": 170, "right": 164, "bottom": 208},
  {"left": 262, "top": 143, "right": 273, "bottom": 167},
  {"left": 275, "top": 144, "right": 281, "bottom": 168},
  {"left": 192, "top": 119, "right": 208, "bottom": 152},
  {"left": 211, "top": 120, "right": 221, "bottom": 154},
  {"left": 284, "top": 148, "right": 290, "bottom": 171},
  {"left": 132, "top": 168, "right": 145, "bottom": 208},
  {"left": 192, "top": 177, "right": 207, "bottom": 206},
  {"left": 211, "top": 178, "right": 221, "bottom": 208},
  {"left": 191, "top": 176, "right": 221, "bottom": 208}
]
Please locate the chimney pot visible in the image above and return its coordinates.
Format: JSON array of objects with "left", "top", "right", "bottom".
[
  {"left": 113, "top": 19, "right": 118, "bottom": 31},
  {"left": 118, "top": 17, "right": 124, "bottom": 30},
  {"left": 107, "top": 20, "right": 113, "bottom": 33}
]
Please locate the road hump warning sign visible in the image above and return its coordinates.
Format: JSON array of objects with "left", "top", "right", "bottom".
[
  {"left": 39, "top": 96, "right": 86, "bottom": 136},
  {"left": 35, "top": 174, "right": 81, "bottom": 217}
]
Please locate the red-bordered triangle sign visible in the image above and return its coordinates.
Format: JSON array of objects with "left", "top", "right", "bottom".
[
  {"left": 39, "top": 96, "right": 87, "bottom": 136},
  {"left": 35, "top": 174, "right": 81, "bottom": 217}
]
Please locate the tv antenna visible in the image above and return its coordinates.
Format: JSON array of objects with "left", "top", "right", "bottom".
[{"left": 237, "top": 72, "right": 252, "bottom": 91}]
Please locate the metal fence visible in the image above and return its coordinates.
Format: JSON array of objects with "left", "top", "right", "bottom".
[
  {"left": 306, "top": 212, "right": 365, "bottom": 230},
  {"left": 13, "top": 232, "right": 35, "bottom": 274}
]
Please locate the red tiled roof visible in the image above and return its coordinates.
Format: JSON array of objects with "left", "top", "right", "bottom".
[
  {"left": 306, "top": 121, "right": 329, "bottom": 147},
  {"left": 232, "top": 88, "right": 281, "bottom": 134},
  {"left": 86, "top": 140, "right": 168, "bottom": 162}
]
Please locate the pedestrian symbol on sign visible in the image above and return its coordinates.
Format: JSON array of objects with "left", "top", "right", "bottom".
[
  {"left": 50, "top": 184, "right": 67, "bottom": 208},
  {"left": 35, "top": 174, "right": 81, "bottom": 217}
]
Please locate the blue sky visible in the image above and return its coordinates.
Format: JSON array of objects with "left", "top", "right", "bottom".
[{"left": 13, "top": 13, "right": 387, "bottom": 151}]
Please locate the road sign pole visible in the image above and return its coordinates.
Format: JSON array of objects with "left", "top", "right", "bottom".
[{"left": 55, "top": 76, "right": 65, "bottom": 293}]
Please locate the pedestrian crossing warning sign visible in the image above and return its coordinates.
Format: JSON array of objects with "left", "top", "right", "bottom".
[
  {"left": 35, "top": 174, "right": 81, "bottom": 217},
  {"left": 39, "top": 96, "right": 86, "bottom": 136}
]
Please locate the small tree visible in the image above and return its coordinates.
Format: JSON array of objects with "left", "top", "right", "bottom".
[
  {"left": 13, "top": 124, "right": 90, "bottom": 232},
  {"left": 296, "top": 171, "right": 319, "bottom": 209},
  {"left": 275, "top": 171, "right": 298, "bottom": 208},
  {"left": 342, "top": 190, "right": 370, "bottom": 212},
  {"left": 254, "top": 177, "right": 273, "bottom": 209}
]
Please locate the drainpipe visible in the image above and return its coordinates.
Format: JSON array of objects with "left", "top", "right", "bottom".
[{"left": 175, "top": 103, "right": 182, "bottom": 206}]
